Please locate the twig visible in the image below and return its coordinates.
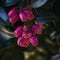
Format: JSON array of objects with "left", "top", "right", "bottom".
[
  {"left": 23, "top": 0, "right": 37, "bottom": 10},
  {"left": 34, "top": 8, "right": 38, "bottom": 15}
]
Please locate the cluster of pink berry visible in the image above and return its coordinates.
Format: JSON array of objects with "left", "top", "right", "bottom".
[
  {"left": 8, "top": 7, "right": 43, "bottom": 47},
  {"left": 8, "top": 7, "right": 34, "bottom": 24}
]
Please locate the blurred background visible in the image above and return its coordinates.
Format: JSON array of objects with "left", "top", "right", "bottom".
[{"left": 0, "top": 0, "right": 60, "bottom": 60}]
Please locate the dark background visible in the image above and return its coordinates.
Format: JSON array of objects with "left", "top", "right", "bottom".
[{"left": 0, "top": 0, "right": 60, "bottom": 60}]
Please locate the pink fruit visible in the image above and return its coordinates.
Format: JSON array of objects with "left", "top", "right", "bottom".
[
  {"left": 35, "top": 22, "right": 43, "bottom": 27},
  {"left": 22, "top": 30, "right": 32, "bottom": 39},
  {"left": 14, "top": 26, "right": 23, "bottom": 37},
  {"left": 19, "top": 11, "right": 27, "bottom": 22},
  {"left": 8, "top": 7, "right": 18, "bottom": 18},
  {"left": 17, "top": 36, "right": 30, "bottom": 47},
  {"left": 30, "top": 36, "right": 38, "bottom": 46},
  {"left": 9, "top": 14, "right": 19, "bottom": 24},
  {"left": 32, "top": 25, "right": 42, "bottom": 35},
  {"left": 24, "top": 9, "right": 34, "bottom": 20}
]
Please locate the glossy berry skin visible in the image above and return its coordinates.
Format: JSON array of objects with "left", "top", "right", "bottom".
[
  {"left": 19, "top": 11, "right": 27, "bottom": 22},
  {"left": 32, "top": 25, "right": 42, "bottom": 35},
  {"left": 24, "top": 9, "right": 34, "bottom": 20},
  {"left": 17, "top": 36, "right": 38, "bottom": 47},
  {"left": 30, "top": 36, "right": 38, "bottom": 46},
  {"left": 19, "top": 9, "right": 34, "bottom": 22},
  {"left": 9, "top": 14, "right": 19, "bottom": 24},
  {"left": 22, "top": 30, "right": 32, "bottom": 39},
  {"left": 17, "top": 36, "right": 30, "bottom": 47},
  {"left": 8, "top": 7, "right": 18, "bottom": 18},
  {"left": 14, "top": 26, "right": 23, "bottom": 37}
]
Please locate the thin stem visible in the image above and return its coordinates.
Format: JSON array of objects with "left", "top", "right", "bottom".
[
  {"left": 34, "top": 8, "right": 38, "bottom": 15},
  {"left": 20, "top": 0, "right": 24, "bottom": 11},
  {"left": 27, "top": 0, "right": 29, "bottom": 6},
  {"left": 23, "top": 0, "right": 37, "bottom": 10},
  {"left": 10, "top": 24, "right": 15, "bottom": 29},
  {"left": 23, "top": 4, "right": 32, "bottom": 10}
]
